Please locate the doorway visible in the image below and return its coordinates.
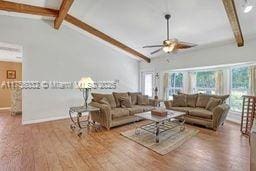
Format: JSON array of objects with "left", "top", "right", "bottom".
[{"left": 0, "top": 42, "right": 22, "bottom": 114}]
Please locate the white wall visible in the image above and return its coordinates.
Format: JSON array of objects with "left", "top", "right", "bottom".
[
  {"left": 140, "top": 38, "right": 256, "bottom": 98},
  {"left": 0, "top": 15, "right": 139, "bottom": 124}
]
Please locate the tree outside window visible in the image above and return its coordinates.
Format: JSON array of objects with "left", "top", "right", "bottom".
[
  {"left": 169, "top": 73, "right": 183, "bottom": 98},
  {"left": 230, "top": 67, "right": 249, "bottom": 112},
  {"left": 196, "top": 71, "right": 215, "bottom": 94}
]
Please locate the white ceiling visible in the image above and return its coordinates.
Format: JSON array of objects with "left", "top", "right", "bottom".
[{"left": 1, "top": 0, "right": 256, "bottom": 58}]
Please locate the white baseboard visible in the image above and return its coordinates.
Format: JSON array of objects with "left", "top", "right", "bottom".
[
  {"left": 22, "top": 115, "right": 70, "bottom": 125},
  {"left": 0, "top": 107, "right": 10, "bottom": 110}
]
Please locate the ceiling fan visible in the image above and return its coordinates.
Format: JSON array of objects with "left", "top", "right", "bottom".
[{"left": 143, "top": 14, "right": 197, "bottom": 55}]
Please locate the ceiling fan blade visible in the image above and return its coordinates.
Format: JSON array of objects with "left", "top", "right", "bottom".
[
  {"left": 176, "top": 42, "right": 197, "bottom": 49},
  {"left": 143, "top": 45, "right": 163, "bottom": 48},
  {"left": 150, "top": 48, "right": 162, "bottom": 55}
]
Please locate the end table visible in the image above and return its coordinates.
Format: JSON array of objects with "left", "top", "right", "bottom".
[{"left": 69, "top": 105, "right": 100, "bottom": 137}]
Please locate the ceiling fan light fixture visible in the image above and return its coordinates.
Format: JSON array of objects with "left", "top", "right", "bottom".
[
  {"left": 163, "top": 44, "right": 176, "bottom": 53},
  {"left": 244, "top": 5, "right": 253, "bottom": 13},
  {"left": 243, "top": 0, "right": 253, "bottom": 13}
]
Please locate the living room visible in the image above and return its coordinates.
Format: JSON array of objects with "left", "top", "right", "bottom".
[{"left": 0, "top": 0, "right": 255, "bottom": 170}]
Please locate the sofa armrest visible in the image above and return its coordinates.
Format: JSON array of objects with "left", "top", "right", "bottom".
[
  {"left": 164, "top": 100, "right": 173, "bottom": 109},
  {"left": 89, "top": 102, "right": 112, "bottom": 130},
  {"left": 212, "top": 104, "right": 230, "bottom": 130}
]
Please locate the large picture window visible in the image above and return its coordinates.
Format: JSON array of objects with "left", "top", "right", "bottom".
[
  {"left": 230, "top": 67, "right": 249, "bottom": 112},
  {"left": 169, "top": 72, "right": 183, "bottom": 98},
  {"left": 196, "top": 71, "right": 215, "bottom": 94}
]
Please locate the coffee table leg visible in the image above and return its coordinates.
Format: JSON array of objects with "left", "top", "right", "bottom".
[{"left": 156, "top": 122, "right": 160, "bottom": 143}]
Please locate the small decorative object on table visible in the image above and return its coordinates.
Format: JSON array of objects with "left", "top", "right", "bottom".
[
  {"left": 78, "top": 77, "right": 94, "bottom": 108},
  {"left": 69, "top": 105, "right": 100, "bottom": 137},
  {"left": 151, "top": 108, "right": 167, "bottom": 117}
]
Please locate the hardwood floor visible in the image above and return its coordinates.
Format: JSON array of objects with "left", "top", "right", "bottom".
[{"left": 0, "top": 110, "right": 250, "bottom": 171}]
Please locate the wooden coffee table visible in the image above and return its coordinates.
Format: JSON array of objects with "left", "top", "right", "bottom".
[{"left": 134, "top": 110, "right": 186, "bottom": 143}]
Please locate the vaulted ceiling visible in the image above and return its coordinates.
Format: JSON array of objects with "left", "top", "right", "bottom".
[{"left": 1, "top": 0, "right": 255, "bottom": 60}]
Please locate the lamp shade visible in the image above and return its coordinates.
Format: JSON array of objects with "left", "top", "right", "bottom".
[{"left": 78, "top": 77, "right": 94, "bottom": 89}]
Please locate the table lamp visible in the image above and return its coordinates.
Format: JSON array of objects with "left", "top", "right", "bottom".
[{"left": 78, "top": 77, "right": 94, "bottom": 108}]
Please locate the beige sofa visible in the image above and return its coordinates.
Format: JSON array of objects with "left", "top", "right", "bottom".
[
  {"left": 164, "top": 93, "right": 230, "bottom": 130},
  {"left": 89, "top": 92, "right": 157, "bottom": 130}
]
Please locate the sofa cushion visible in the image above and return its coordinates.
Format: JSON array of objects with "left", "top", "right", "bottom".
[
  {"left": 113, "top": 92, "right": 129, "bottom": 107},
  {"left": 142, "top": 105, "right": 155, "bottom": 112},
  {"left": 128, "top": 92, "right": 142, "bottom": 105},
  {"left": 111, "top": 108, "right": 129, "bottom": 119},
  {"left": 173, "top": 94, "right": 187, "bottom": 107},
  {"left": 196, "top": 94, "right": 211, "bottom": 108},
  {"left": 134, "top": 105, "right": 154, "bottom": 112},
  {"left": 133, "top": 105, "right": 145, "bottom": 111},
  {"left": 126, "top": 107, "right": 144, "bottom": 115},
  {"left": 168, "top": 107, "right": 194, "bottom": 113},
  {"left": 188, "top": 108, "right": 213, "bottom": 119},
  {"left": 119, "top": 96, "right": 132, "bottom": 108},
  {"left": 91, "top": 93, "right": 116, "bottom": 108},
  {"left": 138, "top": 95, "right": 149, "bottom": 105},
  {"left": 206, "top": 97, "right": 222, "bottom": 111},
  {"left": 186, "top": 94, "right": 198, "bottom": 107}
]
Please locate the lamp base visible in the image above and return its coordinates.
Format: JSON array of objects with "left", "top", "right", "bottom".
[
  {"left": 84, "top": 102, "right": 88, "bottom": 108},
  {"left": 81, "top": 88, "right": 90, "bottom": 109}
]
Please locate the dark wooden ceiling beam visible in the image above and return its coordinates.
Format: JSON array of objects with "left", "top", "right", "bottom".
[
  {"left": 65, "top": 14, "right": 150, "bottom": 62},
  {"left": 222, "top": 0, "right": 244, "bottom": 47},
  {"left": 0, "top": 0, "right": 58, "bottom": 17},
  {"left": 54, "top": 0, "right": 74, "bottom": 29}
]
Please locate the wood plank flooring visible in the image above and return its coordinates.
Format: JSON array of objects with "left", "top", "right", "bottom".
[{"left": 0, "top": 110, "right": 250, "bottom": 171}]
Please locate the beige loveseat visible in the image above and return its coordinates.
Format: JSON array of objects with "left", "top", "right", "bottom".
[
  {"left": 164, "top": 93, "right": 230, "bottom": 130},
  {"left": 89, "top": 92, "right": 157, "bottom": 130}
]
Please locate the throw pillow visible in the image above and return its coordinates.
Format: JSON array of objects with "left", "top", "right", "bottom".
[
  {"left": 211, "top": 94, "right": 230, "bottom": 104},
  {"left": 91, "top": 93, "right": 116, "bottom": 108},
  {"left": 172, "top": 94, "right": 187, "bottom": 107},
  {"left": 206, "top": 97, "right": 222, "bottom": 111},
  {"left": 119, "top": 96, "right": 132, "bottom": 108},
  {"left": 196, "top": 94, "right": 211, "bottom": 108},
  {"left": 128, "top": 92, "right": 142, "bottom": 105},
  {"left": 113, "top": 92, "right": 129, "bottom": 107},
  {"left": 186, "top": 94, "right": 198, "bottom": 107},
  {"left": 138, "top": 95, "right": 149, "bottom": 105},
  {"left": 99, "top": 97, "right": 111, "bottom": 108}
]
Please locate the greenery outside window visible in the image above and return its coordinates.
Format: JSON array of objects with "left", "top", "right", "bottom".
[
  {"left": 196, "top": 71, "right": 216, "bottom": 94},
  {"left": 230, "top": 67, "right": 249, "bottom": 112},
  {"left": 169, "top": 72, "right": 183, "bottom": 98}
]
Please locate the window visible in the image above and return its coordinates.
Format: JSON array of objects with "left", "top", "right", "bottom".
[
  {"left": 230, "top": 67, "right": 249, "bottom": 112},
  {"left": 143, "top": 73, "right": 153, "bottom": 97},
  {"left": 169, "top": 72, "right": 183, "bottom": 98},
  {"left": 196, "top": 71, "right": 216, "bottom": 94}
]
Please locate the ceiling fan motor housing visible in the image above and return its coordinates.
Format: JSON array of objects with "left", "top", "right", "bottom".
[{"left": 165, "top": 14, "right": 171, "bottom": 20}]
